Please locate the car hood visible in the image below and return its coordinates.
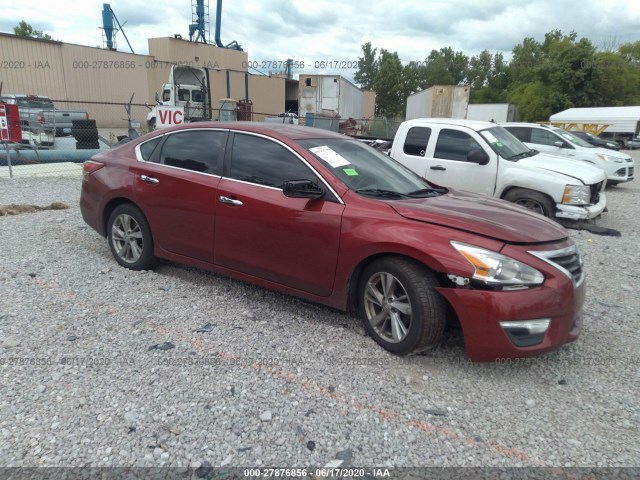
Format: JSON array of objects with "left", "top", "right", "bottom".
[
  {"left": 518, "top": 152, "right": 605, "bottom": 184},
  {"left": 389, "top": 189, "right": 568, "bottom": 243}
]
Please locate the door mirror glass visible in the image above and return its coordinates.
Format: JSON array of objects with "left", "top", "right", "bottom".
[
  {"left": 154, "top": 91, "right": 160, "bottom": 103},
  {"left": 467, "top": 149, "right": 490, "bottom": 165},
  {"left": 554, "top": 141, "right": 565, "bottom": 148},
  {"left": 282, "top": 180, "right": 325, "bottom": 199}
]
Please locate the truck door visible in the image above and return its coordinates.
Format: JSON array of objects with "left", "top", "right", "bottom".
[{"left": 421, "top": 127, "right": 498, "bottom": 196}]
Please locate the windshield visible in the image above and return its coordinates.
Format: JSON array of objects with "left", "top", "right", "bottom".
[
  {"left": 551, "top": 127, "right": 594, "bottom": 148},
  {"left": 478, "top": 126, "right": 533, "bottom": 160},
  {"left": 298, "top": 138, "right": 443, "bottom": 199}
]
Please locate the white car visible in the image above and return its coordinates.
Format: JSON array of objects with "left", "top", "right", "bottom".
[{"left": 502, "top": 123, "right": 635, "bottom": 185}]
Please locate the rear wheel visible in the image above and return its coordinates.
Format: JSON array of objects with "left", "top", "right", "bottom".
[
  {"left": 504, "top": 188, "right": 555, "bottom": 218},
  {"left": 358, "top": 257, "right": 446, "bottom": 355},
  {"left": 107, "top": 204, "right": 158, "bottom": 270}
]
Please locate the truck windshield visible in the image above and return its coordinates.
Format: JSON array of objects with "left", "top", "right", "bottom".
[
  {"left": 299, "top": 138, "right": 444, "bottom": 199},
  {"left": 551, "top": 127, "right": 594, "bottom": 148},
  {"left": 478, "top": 126, "right": 534, "bottom": 160}
]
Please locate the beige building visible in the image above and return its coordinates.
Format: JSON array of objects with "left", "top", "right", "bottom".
[
  {"left": 0, "top": 33, "right": 287, "bottom": 128},
  {"left": 0, "top": 33, "right": 375, "bottom": 129}
]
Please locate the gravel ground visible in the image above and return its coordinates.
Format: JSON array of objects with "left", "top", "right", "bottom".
[{"left": 0, "top": 157, "right": 639, "bottom": 471}]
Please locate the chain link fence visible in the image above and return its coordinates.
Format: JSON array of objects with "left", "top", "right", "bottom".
[{"left": 1, "top": 98, "right": 400, "bottom": 181}]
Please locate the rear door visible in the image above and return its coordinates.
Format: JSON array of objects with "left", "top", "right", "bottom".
[
  {"left": 214, "top": 132, "right": 344, "bottom": 296},
  {"left": 131, "top": 129, "right": 226, "bottom": 263}
]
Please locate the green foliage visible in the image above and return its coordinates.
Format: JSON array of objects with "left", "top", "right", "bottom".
[
  {"left": 373, "top": 50, "right": 405, "bottom": 117},
  {"left": 13, "top": 20, "right": 53, "bottom": 40},
  {"left": 357, "top": 29, "right": 639, "bottom": 122},
  {"left": 354, "top": 42, "right": 379, "bottom": 90}
]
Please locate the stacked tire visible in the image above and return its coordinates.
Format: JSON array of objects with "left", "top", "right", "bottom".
[{"left": 72, "top": 119, "right": 99, "bottom": 150}]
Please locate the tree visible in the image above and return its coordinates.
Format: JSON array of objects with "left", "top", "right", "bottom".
[
  {"left": 354, "top": 42, "right": 379, "bottom": 90},
  {"left": 421, "top": 47, "right": 469, "bottom": 86},
  {"left": 13, "top": 20, "right": 53, "bottom": 40},
  {"left": 373, "top": 50, "right": 404, "bottom": 117}
]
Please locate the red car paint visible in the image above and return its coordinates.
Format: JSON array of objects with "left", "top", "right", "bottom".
[{"left": 80, "top": 122, "right": 584, "bottom": 361}]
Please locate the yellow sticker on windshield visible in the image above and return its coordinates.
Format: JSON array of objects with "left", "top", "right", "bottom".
[{"left": 343, "top": 168, "right": 359, "bottom": 176}]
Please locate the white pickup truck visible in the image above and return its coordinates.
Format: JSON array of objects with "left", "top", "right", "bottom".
[{"left": 387, "top": 119, "right": 607, "bottom": 221}]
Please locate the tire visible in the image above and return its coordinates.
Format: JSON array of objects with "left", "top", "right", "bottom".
[
  {"left": 504, "top": 188, "right": 555, "bottom": 218},
  {"left": 107, "top": 204, "right": 159, "bottom": 271},
  {"left": 71, "top": 128, "right": 99, "bottom": 140},
  {"left": 72, "top": 119, "right": 96, "bottom": 129},
  {"left": 357, "top": 257, "right": 446, "bottom": 355},
  {"left": 76, "top": 141, "right": 100, "bottom": 150}
]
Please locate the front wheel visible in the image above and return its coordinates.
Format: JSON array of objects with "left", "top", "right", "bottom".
[
  {"left": 358, "top": 257, "right": 446, "bottom": 355},
  {"left": 107, "top": 204, "right": 158, "bottom": 270},
  {"left": 504, "top": 188, "right": 555, "bottom": 218}
]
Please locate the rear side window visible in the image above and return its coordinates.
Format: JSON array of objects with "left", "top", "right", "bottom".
[
  {"left": 139, "top": 137, "right": 162, "bottom": 161},
  {"left": 504, "top": 127, "right": 531, "bottom": 142},
  {"left": 403, "top": 127, "right": 431, "bottom": 156},
  {"left": 434, "top": 129, "right": 484, "bottom": 162},
  {"left": 229, "top": 134, "right": 317, "bottom": 188},
  {"left": 158, "top": 131, "right": 224, "bottom": 174}
]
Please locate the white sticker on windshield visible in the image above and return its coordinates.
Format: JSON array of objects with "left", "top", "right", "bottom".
[
  {"left": 480, "top": 131, "right": 499, "bottom": 143},
  {"left": 309, "top": 146, "right": 351, "bottom": 168}
]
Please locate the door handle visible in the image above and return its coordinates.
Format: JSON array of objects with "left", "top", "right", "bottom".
[
  {"left": 430, "top": 165, "right": 446, "bottom": 171},
  {"left": 140, "top": 175, "right": 159, "bottom": 184},
  {"left": 219, "top": 195, "right": 243, "bottom": 206}
]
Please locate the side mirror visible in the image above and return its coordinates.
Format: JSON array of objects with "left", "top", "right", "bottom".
[
  {"left": 282, "top": 180, "right": 325, "bottom": 199},
  {"left": 467, "top": 149, "right": 490, "bottom": 165},
  {"left": 554, "top": 141, "right": 565, "bottom": 148},
  {"left": 154, "top": 92, "right": 160, "bottom": 103}
]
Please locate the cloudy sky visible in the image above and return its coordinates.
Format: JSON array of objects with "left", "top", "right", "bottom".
[{"left": 2, "top": 0, "right": 639, "bottom": 78}]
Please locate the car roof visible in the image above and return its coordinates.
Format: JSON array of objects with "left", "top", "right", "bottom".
[
  {"left": 500, "top": 122, "right": 554, "bottom": 129},
  {"left": 147, "top": 122, "right": 348, "bottom": 141},
  {"left": 403, "top": 118, "right": 497, "bottom": 130}
]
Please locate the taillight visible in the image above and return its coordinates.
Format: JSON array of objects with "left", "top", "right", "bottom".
[
  {"left": 83, "top": 160, "right": 104, "bottom": 179},
  {"left": 37, "top": 111, "right": 45, "bottom": 125}
]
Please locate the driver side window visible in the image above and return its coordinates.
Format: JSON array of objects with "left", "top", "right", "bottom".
[
  {"left": 531, "top": 129, "right": 561, "bottom": 146},
  {"left": 229, "top": 134, "right": 318, "bottom": 188},
  {"left": 434, "top": 129, "right": 484, "bottom": 162}
]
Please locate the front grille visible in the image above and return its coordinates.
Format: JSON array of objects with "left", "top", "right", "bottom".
[
  {"left": 615, "top": 168, "right": 626, "bottom": 177},
  {"left": 629, "top": 167, "right": 635, "bottom": 178},
  {"left": 529, "top": 245, "right": 584, "bottom": 287},
  {"left": 589, "top": 181, "right": 603, "bottom": 204}
]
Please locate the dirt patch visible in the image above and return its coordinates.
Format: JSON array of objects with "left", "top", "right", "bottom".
[{"left": 0, "top": 202, "right": 70, "bottom": 217}]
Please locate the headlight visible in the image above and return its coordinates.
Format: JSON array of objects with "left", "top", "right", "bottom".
[
  {"left": 597, "top": 154, "right": 624, "bottom": 163},
  {"left": 562, "top": 185, "right": 590, "bottom": 205},
  {"left": 450, "top": 242, "right": 544, "bottom": 288}
]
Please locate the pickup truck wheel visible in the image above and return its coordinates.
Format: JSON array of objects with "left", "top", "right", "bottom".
[
  {"left": 358, "top": 257, "right": 446, "bottom": 355},
  {"left": 107, "top": 204, "right": 158, "bottom": 271},
  {"left": 504, "top": 188, "right": 555, "bottom": 218}
]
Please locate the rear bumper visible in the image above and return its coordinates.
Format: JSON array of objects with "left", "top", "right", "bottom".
[{"left": 555, "top": 192, "right": 606, "bottom": 220}]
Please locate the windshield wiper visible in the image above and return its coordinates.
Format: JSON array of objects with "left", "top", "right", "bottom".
[
  {"left": 507, "top": 150, "right": 535, "bottom": 161},
  {"left": 355, "top": 188, "right": 411, "bottom": 199},
  {"left": 406, "top": 187, "right": 447, "bottom": 197}
]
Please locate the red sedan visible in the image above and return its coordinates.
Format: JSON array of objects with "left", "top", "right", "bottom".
[{"left": 80, "top": 123, "right": 584, "bottom": 361}]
